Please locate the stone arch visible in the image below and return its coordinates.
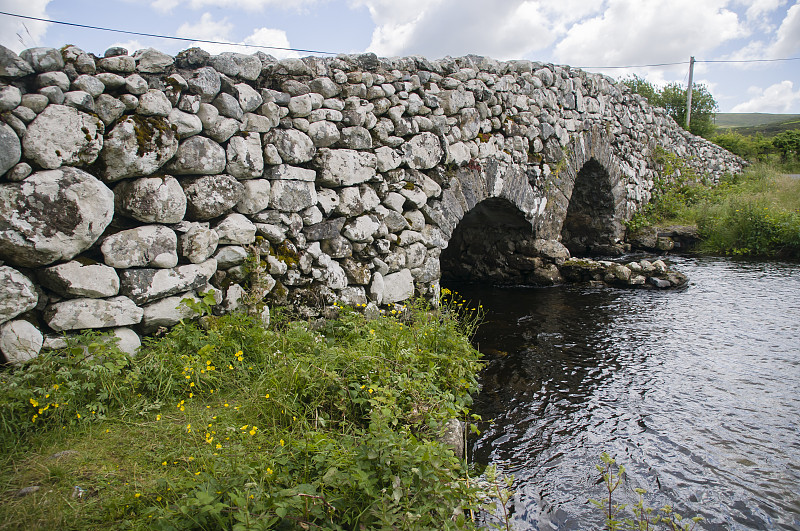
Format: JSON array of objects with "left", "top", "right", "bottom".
[
  {"left": 440, "top": 196, "right": 536, "bottom": 283},
  {"left": 436, "top": 159, "right": 548, "bottom": 284},
  {"left": 560, "top": 158, "right": 622, "bottom": 256},
  {"left": 536, "top": 127, "right": 628, "bottom": 256}
]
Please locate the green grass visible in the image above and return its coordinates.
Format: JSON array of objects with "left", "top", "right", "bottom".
[
  {"left": 714, "top": 113, "right": 800, "bottom": 130},
  {"left": 0, "top": 296, "right": 503, "bottom": 530},
  {"left": 628, "top": 162, "right": 800, "bottom": 259}
]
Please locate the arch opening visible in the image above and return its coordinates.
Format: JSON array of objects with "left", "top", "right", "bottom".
[
  {"left": 560, "top": 158, "right": 620, "bottom": 256},
  {"left": 440, "top": 197, "right": 541, "bottom": 285}
]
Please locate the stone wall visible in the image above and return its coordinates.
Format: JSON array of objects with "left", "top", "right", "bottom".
[{"left": 0, "top": 44, "right": 745, "bottom": 363}]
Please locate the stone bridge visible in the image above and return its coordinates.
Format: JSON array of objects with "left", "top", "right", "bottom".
[{"left": 0, "top": 45, "right": 744, "bottom": 362}]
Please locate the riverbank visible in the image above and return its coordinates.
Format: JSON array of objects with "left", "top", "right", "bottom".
[
  {"left": 0, "top": 298, "right": 491, "bottom": 530},
  {"left": 626, "top": 162, "right": 800, "bottom": 259}
]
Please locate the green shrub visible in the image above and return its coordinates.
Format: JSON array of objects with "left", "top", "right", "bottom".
[
  {"left": 626, "top": 161, "right": 800, "bottom": 259},
  {"left": 0, "top": 296, "right": 509, "bottom": 530}
]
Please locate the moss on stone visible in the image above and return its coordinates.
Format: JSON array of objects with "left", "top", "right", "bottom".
[{"left": 129, "top": 115, "right": 172, "bottom": 157}]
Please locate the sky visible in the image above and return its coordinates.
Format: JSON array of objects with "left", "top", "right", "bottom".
[{"left": 0, "top": 0, "right": 799, "bottom": 114}]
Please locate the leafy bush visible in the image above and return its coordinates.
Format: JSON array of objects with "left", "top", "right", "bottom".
[
  {"left": 626, "top": 160, "right": 800, "bottom": 259},
  {"left": 0, "top": 296, "right": 507, "bottom": 530},
  {"left": 621, "top": 75, "right": 717, "bottom": 138},
  {"left": 591, "top": 453, "right": 703, "bottom": 531}
]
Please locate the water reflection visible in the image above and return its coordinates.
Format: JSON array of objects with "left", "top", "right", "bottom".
[{"left": 454, "top": 257, "right": 800, "bottom": 530}]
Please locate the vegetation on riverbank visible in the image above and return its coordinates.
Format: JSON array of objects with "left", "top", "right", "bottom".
[
  {"left": 0, "top": 295, "right": 502, "bottom": 530},
  {"left": 627, "top": 159, "right": 800, "bottom": 259}
]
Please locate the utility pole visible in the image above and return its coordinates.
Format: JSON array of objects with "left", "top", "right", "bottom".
[{"left": 685, "top": 56, "right": 695, "bottom": 129}]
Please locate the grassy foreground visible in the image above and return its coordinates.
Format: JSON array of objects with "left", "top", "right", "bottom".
[
  {"left": 628, "top": 161, "right": 800, "bottom": 259},
  {"left": 0, "top": 294, "right": 501, "bottom": 530}
]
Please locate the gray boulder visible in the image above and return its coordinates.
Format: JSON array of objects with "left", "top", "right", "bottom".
[
  {"left": 182, "top": 174, "right": 244, "bottom": 220},
  {"left": 119, "top": 258, "right": 217, "bottom": 304},
  {"left": 235, "top": 179, "right": 271, "bottom": 214},
  {"left": 137, "top": 89, "right": 173, "bottom": 116},
  {"left": 0, "top": 266, "right": 38, "bottom": 324},
  {"left": 100, "top": 115, "right": 178, "bottom": 181},
  {"left": 214, "top": 245, "right": 248, "bottom": 269},
  {"left": 212, "top": 92, "right": 243, "bottom": 120},
  {"left": 0, "top": 122, "right": 21, "bottom": 176},
  {"left": 134, "top": 48, "right": 174, "bottom": 73},
  {"left": 213, "top": 213, "right": 256, "bottom": 245},
  {"left": 0, "top": 85, "right": 21, "bottom": 111},
  {"left": 101, "top": 225, "right": 179, "bottom": 269},
  {"left": 270, "top": 180, "right": 317, "bottom": 212},
  {"left": 95, "top": 94, "right": 126, "bottom": 126},
  {"left": 44, "top": 296, "right": 144, "bottom": 331},
  {"left": 314, "top": 148, "right": 377, "bottom": 186},
  {"left": 0, "top": 45, "right": 35, "bottom": 77},
  {"left": 266, "top": 129, "right": 316, "bottom": 164},
  {"left": 234, "top": 83, "right": 262, "bottom": 112},
  {"left": 20, "top": 47, "right": 64, "bottom": 72},
  {"left": 186, "top": 66, "right": 221, "bottom": 102},
  {"left": 38, "top": 261, "right": 120, "bottom": 298},
  {"left": 382, "top": 269, "right": 414, "bottom": 304},
  {"left": 114, "top": 176, "right": 187, "bottom": 223},
  {"left": 22, "top": 105, "right": 104, "bottom": 169},
  {"left": 308, "top": 120, "right": 340, "bottom": 147},
  {"left": 226, "top": 132, "right": 264, "bottom": 179},
  {"left": 0, "top": 320, "right": 43, "bottom": 364},
  {"left": 166, "top": 136, "right": 227, "bottom": 175},
  {"left": 402, "top": 132, "right": 442, "bottom": 170},
  {"left": 0, "top": 168, "right": 114, "bottom": 267},
  {"left": 168, "top": 109, "right": 203, "bottom": 138},
  {"left": 140, "top": 292, "right": 198, "bottom": 334},
  {"left": 177, "top": 223, "right": 219, "bottom": 263},
  {"left": 210, "top": 53, "right": 261, "bottom": 81}
]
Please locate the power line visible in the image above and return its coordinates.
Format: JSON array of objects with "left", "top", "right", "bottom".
[
  {"left": 700, "top": 57, "right": 800, "bottom": 63},
  {"left": 576, "top": 60, "right": 689, "bottom": 69},
  {"left": 0, "top": 10, "right": 339, "bottom": 56},
  {"left": 1, "top": 10, "right": 799, "bottom": 67},
  {"left": 576, "top": 56, "right": 800, "bottom": 70}
]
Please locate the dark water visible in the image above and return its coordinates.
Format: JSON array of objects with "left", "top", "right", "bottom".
[{"left": 455, "top": 257, "right": 800, "bottom": 530}]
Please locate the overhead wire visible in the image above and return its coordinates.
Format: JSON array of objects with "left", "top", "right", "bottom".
[
  {"left": 1, "top": 10, "right": 799, "bottom": 67},
  {"left": 0, "top": 10, "right": 339, "bottom": 56}
]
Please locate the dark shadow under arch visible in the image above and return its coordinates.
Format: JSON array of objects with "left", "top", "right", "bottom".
[
  {"left": 440, "top": 197, "right": 537, "bottom": 284},
  {"left": 560, "top": 158, "right": 620, "bottom": 256}
]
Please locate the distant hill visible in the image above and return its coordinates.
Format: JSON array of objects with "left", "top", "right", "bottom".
[{"left": 714, "top": 113, "right": 800, "bottom": 137}]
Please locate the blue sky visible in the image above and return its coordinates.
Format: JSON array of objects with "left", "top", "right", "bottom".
[{"left": 1, "top": 0, "right": 799, "bottom": 113}]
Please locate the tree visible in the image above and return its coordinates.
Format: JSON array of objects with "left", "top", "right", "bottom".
[
  {"left": 771, "top": 130, "right": 800, "bottom": 162},
  {"left": 621, "top": 76, "right": 718, "bottom": 139}
]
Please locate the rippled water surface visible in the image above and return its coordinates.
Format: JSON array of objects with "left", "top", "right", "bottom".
[{"left": 456, "top": 257, "right": 800, "bottom": 530}]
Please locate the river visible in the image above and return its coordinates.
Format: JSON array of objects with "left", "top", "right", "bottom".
[{"left": 451, "top": 256, "right": 800, "bottom": 530}]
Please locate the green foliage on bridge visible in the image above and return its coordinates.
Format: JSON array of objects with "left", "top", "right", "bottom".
[{"left": 621, "top": 75, "right": 718, "bottom": 138}]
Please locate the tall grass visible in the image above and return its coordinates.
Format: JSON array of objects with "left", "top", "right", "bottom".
[
  {"left": 0, "top": 297, "right": 505, "bottom": 530},
  {"left": 628, "top": 162, "right": 800, "bottom": 259}
]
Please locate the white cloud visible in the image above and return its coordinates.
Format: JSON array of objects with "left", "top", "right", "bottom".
[
  {"left": 744, "top": 0, "right": 788, "bottom": 28},
  {"left": 358, "top": 0, "right": 564, "bottom": 60},
  {"left": 151, "top": 0, "right": 182, "bottom": 14},
  {"left": 242, "top": 27, "right": 299, "bottom": 59},
  {"left": 175, "top": 12, "right": 298, "bottom": 58},
  {"left": 554, "top": 0, "right": 745, "bottom": 71},
  {"left": 730, "top": 80, "right": 800, "bottom": 112},
  {"left": 152, "top": 0, "right": 319, "bottom": 12},
  {"left": 0, "top": 0, "right": 53, "bottom": 52},
  {"left": 768, "top": 1, "right": 800, "bottom": 57},
  {"left": 725, "top": 1, "right": 800, "bottom": 61},
  {"left": 176, "top": 12, "right": 234, "bottom": 42}
]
